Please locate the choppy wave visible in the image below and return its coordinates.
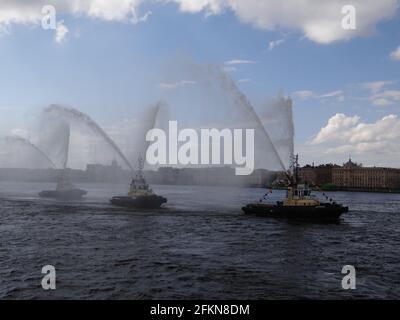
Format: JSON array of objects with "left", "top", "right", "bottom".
[{"left": 0, "top": 182, "right": 399, "bottom": 299}]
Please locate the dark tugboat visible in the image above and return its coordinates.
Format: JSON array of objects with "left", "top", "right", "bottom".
[
  {"left": 242, "top": 155, "right": 348, "bottom": 222},
  {"left": 110, "top": 157, "right": 167, "bottom": 209},
  {"left": 39, "top": 171, "right": 87, "bottom": 200}
]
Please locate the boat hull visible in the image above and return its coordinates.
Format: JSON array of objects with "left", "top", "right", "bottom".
[
  {"left": 39, "top": 189, "right": 87, "bottom": 200},
  {"left": 242, "top": 203, "right": 348, "bottom": 222},
  {"left": 110, "top": 195, "right": 167, "bottom": 209}
]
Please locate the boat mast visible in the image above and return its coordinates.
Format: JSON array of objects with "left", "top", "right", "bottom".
[
  {"left": 136, "top": 155, "right": 145, "bottom": 180},
  {"left": 293, "top": 154, "right": 299, "bottom": 185},
  {"left": 286, "top": 154, "right": 299, "bottom": 187}
]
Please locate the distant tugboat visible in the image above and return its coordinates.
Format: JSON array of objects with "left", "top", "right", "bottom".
[
  {"left": 110, "top": 157, "right": 167, "bottom": 209},
  {"left": 39, "top": 171, "right": 87, "bottom": 200},
  {"left": 242, "top": 155, "right": 348, "bottom": 222}
]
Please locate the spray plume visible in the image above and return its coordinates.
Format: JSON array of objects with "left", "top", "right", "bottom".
[
  {"left": 162, "top": 62, "right": 289, "bottom": 171},
  {"left": 259, "top": 95, "right": 295, "bottom": 170},
  {"left": 44, "top": 105, "right": 134, "bottom": 172},
  {"left": 212, "top": 68, "right": 287, "bottom": 171},
  {"left": 4, "top": 135, "right": 56, "bottom": 169}
]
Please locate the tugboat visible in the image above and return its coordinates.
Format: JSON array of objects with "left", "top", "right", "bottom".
[
  {"left": 242, "top": 155, "right": 348, "bottom": 222},
  {"left": 110, "top": 157, "right": 167, "bottom": 209},
  {"left": 39, "top": 171, "right": 87, "bottom": 200}
]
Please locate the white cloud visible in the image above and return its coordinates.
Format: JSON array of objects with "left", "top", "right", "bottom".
[
  {"left": 238, "top": 78, "right": 251, "bottom": 83},
  {"left": 2, "top": 1, "right": 398, "bottom": 44},
  {"left": 294, "top": 82, "right": 399, "bottom": 107},
  {"left": 293, "top": 90, "right": 315, "bottom": 100},
  {"left": 370, "top": 89, "right": 400, "bottom": 106},
  {"left": 318, "top": 90, "right": 343, "bottom": 98},
  {"left": 0, "top": 0, "right": 150, "bottom": 35},
  {"left": 325, "top": 141, "right": 392, "bottom": 155},
  {"left": 171, "top": 0, "right": 225, "bottom": 15},
  {"left": 224, "top": 59, "right": 257, "bottom": 66},
  {"left": 379, "top": 90, "right": 400, "bottom": 100},
  {"left": 294, "top": 83, "right": 400, "bottom": 108},
  {"left": 268, "top": 38, "right": 285, "bottom": 50},
  {"left": 390, "top": 46, "right": 400, "bottom": 61},
  {"left": 311, "top": 114, "right": 400, "bottom": 163},
  {"left": 159, "top": 80, "right": 196, "bottom": 90},
  {"left": 311, "top": 113, "right": 360, "bottom": 145},
  {"left": 292, "top": 89, "right": 344, "bottom": 100},
  {"left": 80, "top": 0, "right": 151, "bottom": 23},
  {"left": 223, "top": 59, "right": 256, "bottom": 74},
  {"left": 362, "top": 80, "right": 394, "bottom": 93},
  {"left": 55, "top": 20, "right": 68, "bottom": 43},
  {"left": 372, "top": 98, "right": 392, "bottom": 106},
  {"left": 358, "top": 80, "right": 400, "bottom": 106},
  {"left": 170, "top": 0, "right": 399, "bottom": 44}
]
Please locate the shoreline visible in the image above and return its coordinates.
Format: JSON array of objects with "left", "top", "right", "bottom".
[
  {"left": 1, "top": 180, "right": 400, "bottom": 194},
  {"left": 315, "top": 187, "right": 400, "bottom": 194}
]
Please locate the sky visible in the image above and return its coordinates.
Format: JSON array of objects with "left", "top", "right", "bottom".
[{"left": 0, "top": 0, "right": 400, "bottom": 169}]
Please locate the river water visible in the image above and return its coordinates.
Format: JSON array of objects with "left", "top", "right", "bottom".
[{"left": 0, "top": 181, "right": 399, "bottom": 299}]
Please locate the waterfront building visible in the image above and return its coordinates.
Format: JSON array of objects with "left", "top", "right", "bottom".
[
  {"left": 332, "top": 159, "right": 400, "bottom": 191},
  {"left": 300, "top": 158, "right": 400, "bottom": 192},
  {"left": 299, "top": 164, "right": 338, "bottom": 187}
]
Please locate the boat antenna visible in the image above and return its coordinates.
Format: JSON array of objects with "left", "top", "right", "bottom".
[
  {"left": 136, "top": 154, "right": 145, "bottom": 180},
  {"left": 285, "top": 154, "right": 299, "bottom": 186},
  {"left": 294, "top": 154, "right": 299, "bottom": 185}
]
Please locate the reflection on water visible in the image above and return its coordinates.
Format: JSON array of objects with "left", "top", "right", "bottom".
[{"left": 0, "top": 181, "right": 399, "bottom": 299}]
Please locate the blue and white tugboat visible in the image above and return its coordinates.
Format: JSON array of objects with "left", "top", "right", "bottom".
[
  {"left": 242, "top": 155, "right": 348, "bottom": 222},
  {"left": 110, "top": 157, "right": 167, "bottom": 209}
]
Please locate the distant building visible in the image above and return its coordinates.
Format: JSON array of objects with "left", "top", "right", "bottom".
[
  {"left": 342, "top": 158, "right": 361, "bottom": 169},
  {"left": 332, "top": 159, "right": 400, "bottom": 191},
  {"left": 300, "top": 164, "right": 338, "bottom": 186},
  {"left": 0, "top": 163, "right": 274, "bottom": 187},
  {"left": 86, "top": 160, "right": 127, "bottom": 182},
  {"left": 5, "top": 157, "right": 398, "bottom": 191},
  {"left": 154, "top": 166, "right": 273, "bottom": 187},
  {"left": 300, "top": 158, "right": 400, "bottom": 192}
]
